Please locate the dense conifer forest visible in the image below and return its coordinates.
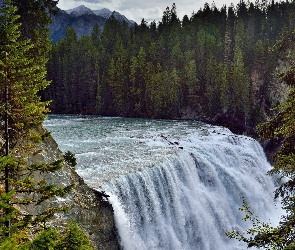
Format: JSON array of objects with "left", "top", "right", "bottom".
[
  {"left": 43, "top": 1, "right": 295, "bottom": 133},
  {"left": 0, "top": 0, "right": 94, "bottom": 247},
  {"left": 3, "top": 1, "right": 295, "bottom": 248}
]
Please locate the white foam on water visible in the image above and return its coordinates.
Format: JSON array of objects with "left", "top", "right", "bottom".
[{"left": 44, "top": 115, "right": 282, "bottom": 250}]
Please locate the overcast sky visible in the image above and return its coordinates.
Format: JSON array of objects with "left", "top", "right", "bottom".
[{"left": 57, "top": 0, "right": 242, "bottom": 24}]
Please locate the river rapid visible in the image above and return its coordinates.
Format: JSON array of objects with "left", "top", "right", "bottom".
[{"left": 44, "top": 115, "right": 281, "bottom": 250}]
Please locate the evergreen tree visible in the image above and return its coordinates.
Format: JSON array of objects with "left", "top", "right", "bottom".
[
  {"left": 55, "top": 221, "right": 93, "bottom": 250},
  {"left": 220, "top": 18, "right": 249, "bottom": 129},
  {"left": 184, "top": 52, "right": 199, "bottom": 109},
  {"left": 130, "top": 46, "right": 147, "bottom": 116},
  {"left": 29, "top": 228, "right": 58, "bottom": 250},
  {"left": 23, "top": 221, "right": 93, "bottom": 249},
  {"left": 43, "top": 0, "right": 295, "bottom": 131},
  {"left": 149, "top": 63, "right": 164, "bottom": 117},
  {"left": 227, "top": 28, "right": 295, "bottom": 249},
  {"left": 91, "top": 23, "right": 101, "bottom": 48},
  {"left": 0, "top": 0, "right": 72, "bottom": 241},
  {"left": 205, "top": 57, "right": 222, "bottom": 116}
]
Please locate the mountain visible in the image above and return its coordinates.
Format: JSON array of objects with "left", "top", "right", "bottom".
[
  {"left": 65, "top": 5, "right": 94, "bottom": 16},
  {"left": 65, "top": 5, "right": 136, "bottom": 25},
  {"left": 65, "top": 5, "right": 112, "bottom": 19},
  {"left": 49, "top": 5, "right": 135, "bottom": 42},
  {"left": 92, "top": 8, "right": 113, "bottom": 19},
  {"left": 111, "top": 10, "right": 135, "bottom": 24}
]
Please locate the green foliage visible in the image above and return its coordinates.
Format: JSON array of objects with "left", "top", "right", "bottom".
[
  {"left": 0, "top": 0, "right": 74, "bottom": 244},
  {"left": 44, "top": 1, "right": 295, "bottom": 131},
  {"left": 29, "top": 228, "right": 59, "bottom": 250},
  {"left": 7, "top": 222, "right": 94, "bottom": 250},
  {"left": 0, "top": 1, "right": 94, "bottom": 249},
  {"left": 226, "top": 200, "right": 284, "bottom": 249},
  {"left": 55, "top": 221, "right": 93, "bottom": 250},
  {"left": 227, "top": 28, "right": 295, "bottom": 248},
  {"left": 63, "top": 151, "right": 77, "bottom": 168},
  {"left": 0, "top": 0, "right": 51, "bottom": 145},
  {"left": 0, "top": 231, "right": 29, "bottom": 250}
]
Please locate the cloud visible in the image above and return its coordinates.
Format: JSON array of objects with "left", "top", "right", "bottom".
[
  {"left": 116, "top": 1, "right": 202, "bottom": 23},
  {"left": 57, "top": 0, "right": 242, "bottom": 24},
  {"left": 120, "top": 7, "right": 163, "bottom": 23},
  {"left": 71, "top": 0, "right": 106, "bottom": 3},
  {"left": 58, "top": 0, "right": 123, "bottom": 11}
]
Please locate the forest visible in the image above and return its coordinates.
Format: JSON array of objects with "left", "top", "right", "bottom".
[
  {"left": 0, "top": 0, "right": 94, "bottom": 248},
  {"left": 43, "top": 0, "right": 295, "bottom": 134},
  {"left": 2, "top": 0, "right": 295, "bottom": 248}
]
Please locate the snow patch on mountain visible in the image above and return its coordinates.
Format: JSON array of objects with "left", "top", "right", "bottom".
[
  {"left": 65, "top": 5, "right": 94, "bottom": 16},
  {"left": 112, "top": 11, "right": 132, "bottom": 24},
  {"left": 93, "top": 8, "right": 113, "bottom": 19},
  {"left": 64, "top": 5, "right": 135, "bottom": 24}
]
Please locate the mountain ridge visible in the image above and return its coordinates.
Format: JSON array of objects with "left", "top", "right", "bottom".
[
  {"left": 65, "top": 5, "right": 94, "bottom": 16},
  {"left": 49, "top": 5, "right": 136, "bottom": 41},
  {"left": 65, "top": 5, "right": 136, "bottom": 25}
]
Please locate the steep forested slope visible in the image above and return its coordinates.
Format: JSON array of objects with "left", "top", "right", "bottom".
[{"left": 43, "top": 1, "right": 295, "bottom": 134}]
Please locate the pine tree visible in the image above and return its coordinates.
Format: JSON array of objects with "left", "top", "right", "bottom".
[
  {"left": 24, "top": 221, "right": 93, "bottom": 249},
  {"left": 205, "top": 57, "right": 222, "bottom": 116},
  {"left": 0, "top": 0, "right": 72, "bottom": 241},
  {"left": 55, "top": 221, "right": 93, "bottom": 250},
  {"left": 183, "top": 51, "right": 198, "bottom": 110},
  {"left": 40, "top": 0, "right": 295, "bottom": 132},
  {"left": 227, "top": 28, "right": 295, "bottom": 249},
  {"left": 91, "top": 23, "right": 101, "bottom": 48},
  {"left": 220, "top": 18, "right": 249, "bottom": 129},
  {"left": 130, "top": 46, "right": 147, "bottom": 116},
  {"left": 28, "top": 228, "right": 58, "bottom": 250}
]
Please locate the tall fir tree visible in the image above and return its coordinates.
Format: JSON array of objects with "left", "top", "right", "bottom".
[
  {"left": 0, "top": 0, "right": 72, "bottom": 242},
  {"left": 227, "top": 28, "right": 295, "bottom": 249},
  {"left": 43, "top": 0, "right": 295, "bottom": 132}
]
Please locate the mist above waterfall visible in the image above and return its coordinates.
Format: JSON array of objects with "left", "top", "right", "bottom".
[{"left": 44, "top": 115, "right": 281, "bottom": 250}]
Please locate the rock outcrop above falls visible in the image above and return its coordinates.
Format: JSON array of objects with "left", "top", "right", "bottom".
[{"left": 1, "top": 127, "right": 120, "bottom": 250}]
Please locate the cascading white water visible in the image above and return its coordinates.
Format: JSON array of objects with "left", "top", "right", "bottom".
[
  {"left": 103, "top": 129, "right": 280, "bottom": 250},
  {"left": 44, "top": 115, "right": 281, "bottom": 250}
]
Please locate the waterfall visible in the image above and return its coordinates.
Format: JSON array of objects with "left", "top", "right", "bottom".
[
  {"left": 103, "top": 129, "right": 280, "bottom": 250},
  {"left": 44, "top": 116, "right": 281, "bottom": 250}
]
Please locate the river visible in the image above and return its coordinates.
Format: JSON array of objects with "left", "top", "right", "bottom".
[{"left": 44, "top": 115, "right": 281, "bottom": 250}]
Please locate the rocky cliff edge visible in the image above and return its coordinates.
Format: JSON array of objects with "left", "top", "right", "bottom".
[{"left": 1, "top": 127, "right": 120, "bottom": 250}]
